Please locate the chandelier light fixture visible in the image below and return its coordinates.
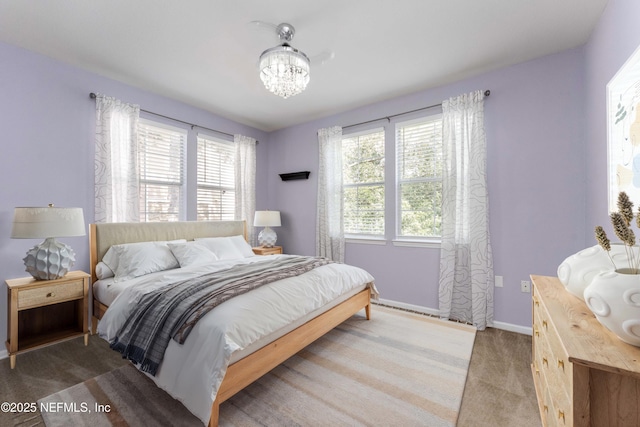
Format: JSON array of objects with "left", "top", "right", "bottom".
[{"left": 259, "top": 23, "right": 310, "bottom": 99}]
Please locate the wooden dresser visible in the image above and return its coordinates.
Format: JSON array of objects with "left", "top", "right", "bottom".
[{"left": 531, "top": 275, "right": 640, "bottom": 426}]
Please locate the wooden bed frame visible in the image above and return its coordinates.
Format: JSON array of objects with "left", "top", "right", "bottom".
[{"left": 88, "top": 220, "right": 371, "bottom": 427}]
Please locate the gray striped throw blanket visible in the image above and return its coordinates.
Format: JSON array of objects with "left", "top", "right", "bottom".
[{"left": 110, "top": 255, "right": 332, "bottom": 375}]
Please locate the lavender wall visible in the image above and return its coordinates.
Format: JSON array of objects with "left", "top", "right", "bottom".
[
  {"left": 2, "top": 0, "right": 637, "bottom": 344},
  {"left": 267, "top": 48, "right": 586, "bottom": 328},
  {"left": 584, "top": 0, "right": 640, "bottom": 243},
  {"left": 0, "top": 42, "right": 268, "bottom": 347}
]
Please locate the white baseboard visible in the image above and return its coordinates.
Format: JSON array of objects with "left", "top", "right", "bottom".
[
  {"left": 377, "top": 298, "right": 441, "bottom": 317},
  {"left": 376, "top": 298, "right": 532, "bottom": 336},
  {"left": 0, "top": 349, "right": 7, "bottom": 360},
  {"left": 492, "top": 321, "right": 532, "bottom": 336}
]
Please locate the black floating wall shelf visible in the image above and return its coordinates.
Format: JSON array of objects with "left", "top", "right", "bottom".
[{"left": 279, "top": 171, "right": 310, "bottom": 181}]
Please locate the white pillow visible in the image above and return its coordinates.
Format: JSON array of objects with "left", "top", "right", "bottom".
[
  {"left": 195, "top": 237, "right": 245, "bottom": 260},
  {"left": 168, "top": 241, "right": 218, "bottom": 267},
  {"left": 95, "top": 261, "right": 114, "bottom": 280},
  {"left": 102, "top": 240, "right": 185, "bottom": 282},
  {"left": 228, "top": 235, "right": 256, "bottom": 257}
]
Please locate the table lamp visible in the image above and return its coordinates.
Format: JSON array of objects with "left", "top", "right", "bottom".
[
  {"left": 11, "top": 204, "right": 86, "bottom": 280},
  {"left": 254, "top": 210, "right": 281, "bottom": 247}
]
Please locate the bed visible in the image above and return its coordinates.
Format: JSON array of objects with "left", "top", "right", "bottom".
[{"left": 89, "top": 220, "right": 376, "bottom": 426}]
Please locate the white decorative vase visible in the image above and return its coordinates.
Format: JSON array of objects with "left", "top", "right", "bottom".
[
  {"left": 584, "top": 268, "right": 640, "bottom": 347},
  {"left": 557, "top": 244, "right": 627, "bottom": 301}
]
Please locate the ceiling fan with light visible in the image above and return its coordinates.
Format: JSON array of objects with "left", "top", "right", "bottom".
[{"left": 252, "top": 21, "right": 333, "bottom": 99}]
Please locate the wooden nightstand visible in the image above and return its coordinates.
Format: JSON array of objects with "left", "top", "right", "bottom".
[
  {"left": 252, "top": 246, "right": 283, "bottom": 256},
  {"left": 5, "top": 270, "right": 90, "bottom": 369}
]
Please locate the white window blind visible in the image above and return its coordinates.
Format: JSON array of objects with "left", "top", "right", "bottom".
[
  {"left": 396, "top": 115, "right": 443, "bottom": 238},
  {"left": 138, "top": 120, "right": 186, "bottom": 222},
  {"left": 197, "top": 135, "right": 235, "bottom": 221},
  {"left": 342, "top": 128, "right": 385, "bottom": 236}
]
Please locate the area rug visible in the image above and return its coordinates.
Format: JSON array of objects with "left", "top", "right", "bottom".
[{"left": 39, "top": 305, "right": 476, "bottom": 427}]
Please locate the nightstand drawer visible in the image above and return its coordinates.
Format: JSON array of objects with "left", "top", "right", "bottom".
[
  {"left": 252, "top": 246, "right": 283, "bottom": 256},
  {"left": 18, "top": 279, "right": 84, "bottom": 310}
]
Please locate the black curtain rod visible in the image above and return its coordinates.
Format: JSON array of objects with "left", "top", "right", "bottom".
[
  {"left": 343, "top": 89, "right": 491, "bottom": 130},
  {"left": 89, "top": 92, "right": 256, "bottom": 142}
]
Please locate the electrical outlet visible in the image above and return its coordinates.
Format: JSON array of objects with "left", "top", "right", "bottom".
[
  {"left": 521, "top": 280, "right": 531, "bottom": 293},
  {"left": 495, "top": 275, "right": 503, "bottom": 287}
]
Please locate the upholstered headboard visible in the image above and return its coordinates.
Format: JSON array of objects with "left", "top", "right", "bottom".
[{"left": 89, "top": 220, "right": 246, "bottom": 283}]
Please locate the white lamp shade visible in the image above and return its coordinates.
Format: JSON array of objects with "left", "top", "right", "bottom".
[
  {"left": 254, "top": 211, "right": 281, "bottom": 227},
  {"left": 11, "top": 206, "right": 86, "bottom": 239}
]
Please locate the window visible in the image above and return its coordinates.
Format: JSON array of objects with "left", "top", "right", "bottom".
[
  {"left": 396, "top": 115, "right": 443, "bottom": 239},
  {"left": 138, "top": 120, "right": 186, "bottom": 221},
  {"left": 197, "top": 135, "right": 235, "bottom": 220},
  {"left": 342, "top": 128, "right": 385, "bottom": 236}
]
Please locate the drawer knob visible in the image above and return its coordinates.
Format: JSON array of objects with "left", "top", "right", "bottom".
[
  {"left": 46, "top": 292, "right": 56, "bottom": 298},
  {"left": 542, "top": 357, "right": 548, "bottom": 366},
  {"left": 557, "top": 359, "right": 565, "bottom": 370},
  {"left": 543, "top": 405, "right": 548, "bottom": 413},
  {"left": 558, "top": 410, "right": 565, "bottom": 423},
  {"left": 534, "top": 297, "right": 539, "bottom": 307},
  {"left": 542, "top": 320, "right": 548, "bottom": 330},
  {"left": 534, "top": 326, "right": 539, "bottom": 337}
]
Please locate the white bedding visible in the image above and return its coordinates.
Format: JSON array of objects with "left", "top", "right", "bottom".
[{"left": 96, "top": 254, "right": 376, "bottom": 425}]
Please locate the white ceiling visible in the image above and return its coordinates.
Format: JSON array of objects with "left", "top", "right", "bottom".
[{"left": 0, "top": 0, "right": 608, "bottom": 132}]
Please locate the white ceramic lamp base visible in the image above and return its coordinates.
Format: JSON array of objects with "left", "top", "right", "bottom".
[
  {"left": 23, "top": 237, "right": 76, "bottom": 280},
  {"left": 258, "top": 227, "right": 278, "bottom": 247}
]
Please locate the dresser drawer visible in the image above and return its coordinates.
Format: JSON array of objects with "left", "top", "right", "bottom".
[
  {"left": 533, "top": 294, "right": 572, "bottom": 426},
  {"left": 542, "top": 382, "right": 557, "bottom": 427},
  {"left": 537, "top": 335, "right": 569, "bottom": 400},
  {"left": 18, "top": 279, "right": 84, "bottom": 310},
  {"left": 544, "top": 319, "right": 573, "bottom": 387},
  {"left": 537, "top": 308, "right": 573, "bottom": 385},
  {"left": 545, "top": 395, "right": 571, "bottom": 427},
  {"left": 534, "top": 360, "right": 572, "bottom": 427}
]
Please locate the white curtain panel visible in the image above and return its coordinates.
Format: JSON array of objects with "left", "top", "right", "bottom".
[
  {"left": 234, "top": 134, "right": 257, "bottom": 246},
  {"left": 316, "top": 126, "right": 345, "bottom": 263},
  {"left": 94, "top": 94, "right": 141, "bottom": 223},
  {"left": 438, "top": 90, "right": 494, "bottom": 330}
]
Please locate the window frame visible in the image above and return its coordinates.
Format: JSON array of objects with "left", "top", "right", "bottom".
[
  {"left": 196, "top": 133, "right": 236, "bottom": 221},
  {"left": 137, "top": 118, "right": 187, "bottom": 222},
  {"left": 341, "top": 127, "right": 386, "bottom": 239},
  {"left": 394, "top": 114, "right": 443, "bottom": 244}
]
